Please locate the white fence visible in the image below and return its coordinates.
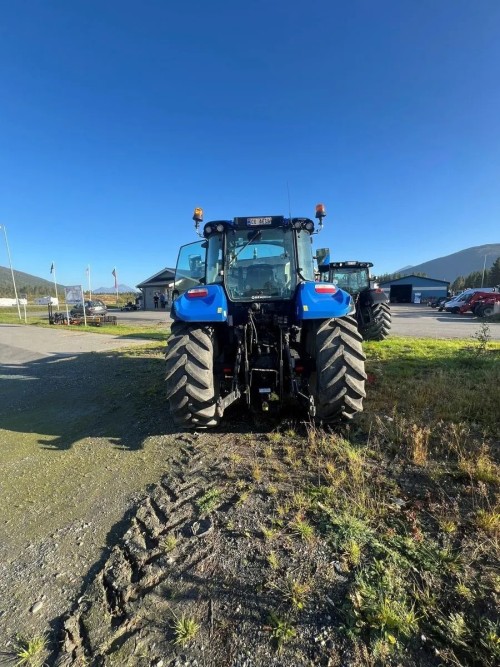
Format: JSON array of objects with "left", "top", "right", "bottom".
[{"left": 0, "top": 297, "right": 28, "bottom": 307}]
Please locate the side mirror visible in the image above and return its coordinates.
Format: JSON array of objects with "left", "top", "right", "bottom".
[{"left": 316, "top": 248, "right": 330, "bottom": 267}]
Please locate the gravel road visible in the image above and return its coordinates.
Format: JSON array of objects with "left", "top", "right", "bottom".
[
  {"left": 387, "top": 303, "right": 500, "bottom": 339},
  {"left": 0, "top": 323, "right": 154, "bottom": 364},
  {"left": 0, "top": 330, "right": 175, "bottom": 660}
]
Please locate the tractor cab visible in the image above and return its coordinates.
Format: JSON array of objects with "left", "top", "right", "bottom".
[
  {"left": 172, "top": 212, "right": 319, "bottom": 305},
  {"left": 319, "top": 260, "right": 374, "bottom": 296}
]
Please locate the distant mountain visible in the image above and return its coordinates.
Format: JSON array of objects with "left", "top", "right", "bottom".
[
  {"left": 0, "top": 266, "right": 138, "bottom": 297},
  {"left": 0, "top": 265, "right": 63, "bottom": 296},
  {"left": 93, "top": 284, "right": 138, "bottom": 294},
  {"left": 394, "top": 244, "right": 500, "bottom": 283}
]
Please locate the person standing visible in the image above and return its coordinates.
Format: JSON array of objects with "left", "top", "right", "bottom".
[
  {"left": 160, "top": 293, "right": 166, "bottom": 309},
  {"left": 153, "top": 292, "right": 159, "bottom": 309}
]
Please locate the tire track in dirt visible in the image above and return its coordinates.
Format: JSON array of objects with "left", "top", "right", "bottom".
[
  {"left": 55, "top": 438, "right": 223, "bottom": 665},
  {"left": 54, "top": 426, "right": 352, "bottom": 667}
]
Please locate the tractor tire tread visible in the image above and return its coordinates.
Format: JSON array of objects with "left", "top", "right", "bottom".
[
  {"left": 361, "top": 302, "right": 391, "bottom": 341},
  {"left": 165, "top": 322, "right": 219, "bottom": 428},
  {"left": 310, "top": 316, "right": 367, "bottom": 422}
]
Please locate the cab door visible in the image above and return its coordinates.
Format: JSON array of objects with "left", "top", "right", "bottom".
[{"left": 172, "top": 241, "right": 207, "bottom": 299}]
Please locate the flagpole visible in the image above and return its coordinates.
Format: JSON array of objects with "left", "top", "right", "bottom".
[
  {"left": 87, "top": 265, "right": 92, "bottom": 300},
  {"left": 52, "top": 261, "right": 59, "bottom": 302},
  {"left": 114, "top": 267, "right": 118, "bottom": 303},
  {"left": 0, "top": 224, "right": 22, "bottom": 321}
]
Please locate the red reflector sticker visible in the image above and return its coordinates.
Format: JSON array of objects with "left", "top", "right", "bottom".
[
  {"left": 186, "top": 288, "right": 208, "bottom": 298},
  {"left": 314, "top": 284, "right": 336, "bottom": 293}
]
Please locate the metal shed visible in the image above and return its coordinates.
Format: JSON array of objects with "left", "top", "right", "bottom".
[
  {"left": 379, "top": 275, "right": 450, "bottom": 304},
  {"left": 136, "top": 267, "right": 175, "bottom": 310}
]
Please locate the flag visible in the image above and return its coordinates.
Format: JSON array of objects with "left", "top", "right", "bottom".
[
  {"left": 112, "top": 268, "right": 117, "bottom": 288},
  {"left": 50, "top": 262, "right": 54, "bottom": 274},
  {"left": 85, "top": 266, "right": 89, "bottom": 275}
]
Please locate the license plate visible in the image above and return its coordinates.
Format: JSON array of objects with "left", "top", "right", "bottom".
[{"left": 247, "top": 217, "right": 272, "bottom": 226}]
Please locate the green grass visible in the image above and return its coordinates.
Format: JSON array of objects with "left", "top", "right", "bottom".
[
  {"left": 196, "top": 488, "right": 221, "bottom": 515},
  {"left": 0, "top": 306, "right": 169, "bottom": 339},
  {"left": 266, "top": 612, "right": 296, "bottom": 652},
  {"left": 14, "top": 634, "right": 47, "bottom": 667},
  {"left": 170, "top": 615, "right": 200, "bottom": 646},
  {"left": 364, "top": 336, "right": 500, "bottom": 429},
  {"left": 213, "top": 335, "right": 500, "bottom": 664}
]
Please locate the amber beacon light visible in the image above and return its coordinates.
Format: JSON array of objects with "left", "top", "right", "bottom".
[{"left": 315, "top": 203, "right": 326, "bottom": 220}]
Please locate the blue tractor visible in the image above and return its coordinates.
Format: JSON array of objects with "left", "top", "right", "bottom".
[
  {"left": 317, "top": 260, "right": 392, "bottom": 341},
  {"left": 165, "top": 205, "right": 366, "bottom": 428}
]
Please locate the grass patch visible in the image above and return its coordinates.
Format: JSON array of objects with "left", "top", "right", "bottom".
[
  {"left": 364, "top": 336, "right": 500, "bottom": 430},
  {"left": 266, "top": 612, "right": 296, "bottom": 653},
  {"left": 14, "top": 633, "right": 47, "bottom": 667},
  {"left": 0, "top": 306, "right": 169, "bottom": 339},
  {"left": 170, "top": 614, "right": 200, "bottom": 646},
  {"left": 196, "top": 488, "right": 221, "bottom": 515},
  {"left": 213, "top": 336, "right": 499, "bottom": 664}
]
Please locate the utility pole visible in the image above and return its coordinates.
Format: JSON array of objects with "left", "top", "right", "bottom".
[{"left": 481, "top": 254, "right": 488, "bottom": 287}]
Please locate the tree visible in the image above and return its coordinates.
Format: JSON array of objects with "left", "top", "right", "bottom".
[
  {"left": 464, "top": 271, "right": 482, "bottom": 288},
  {"left": 486, "top": 256, "right": 500, "bottom": 288},
  {"left": 451, "top": 276, "right": 465, "bottom": 293},
  {"left": 377, "top": 273, "right": 401, "bottom": 283}
]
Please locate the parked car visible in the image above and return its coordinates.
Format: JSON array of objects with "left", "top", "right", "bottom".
[
  {"left": 431, "top": 296, "right": 449, "bottom": 308},
  {"left": 441, "top": 289, "right": 484, "bottom": 312},
  {"left": 70, "top": 299, "right": 107, "bottom": 317}
]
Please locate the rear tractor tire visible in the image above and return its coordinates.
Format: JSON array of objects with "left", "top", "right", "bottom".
[
  {"left": 165, "top": 322, "right": 220, "bottom": 428},
  {"left": 360, "top": 302, "right": 392, "bottom": 341},
  {"left": 308, "top": 316, "right": 367, "bottom": 423}
]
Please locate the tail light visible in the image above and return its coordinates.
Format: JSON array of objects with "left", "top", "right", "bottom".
[
  {"left": 186, "top": 288, "right": 208, "bottom": 298},
  {"left": 314, "top": 284, "right": 336, "bottom": 294}
]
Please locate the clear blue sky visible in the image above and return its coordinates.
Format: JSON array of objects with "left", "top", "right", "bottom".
[{"left": 1, "top": 0, "right": 499, "bottom": 290}]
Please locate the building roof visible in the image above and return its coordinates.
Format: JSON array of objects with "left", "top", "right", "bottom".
[
  {"left": 379, "top": 274, "right": 450, "bottom": 286},
  {"left": 136, "top": 267, "right": 176, "bottom": 288}
]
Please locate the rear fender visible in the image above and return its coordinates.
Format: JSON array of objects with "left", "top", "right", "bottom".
[
  {"left": 172, "top": 284, "right": 228, "bottom": 323},
  {"left": 295, "top": 282, "right": 354, "bottom": 320},
  {"left": 359, "top": 288, "right": 389, "bottom": 306}
]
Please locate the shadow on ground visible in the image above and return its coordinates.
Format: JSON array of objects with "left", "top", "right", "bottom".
[
  {"left": 0, "top": 349, "right": 176, "bottom": 450},
  {"left": 0, "top": 347, "right": 292, "bottom": 452}
]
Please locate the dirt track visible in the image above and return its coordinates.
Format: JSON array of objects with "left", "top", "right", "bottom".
[{"left": 0, "top": 336, "right": 176, "bottom": 662}]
